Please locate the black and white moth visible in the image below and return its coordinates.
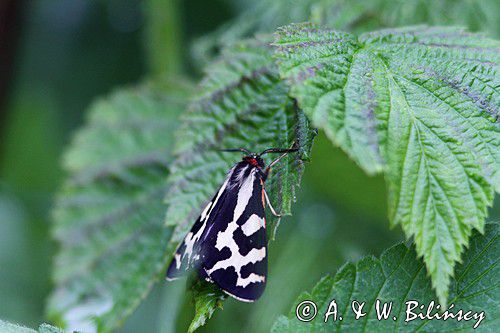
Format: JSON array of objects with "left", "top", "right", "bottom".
[{"left": 166, "top": 147, "right": 298, "bottom": 302}]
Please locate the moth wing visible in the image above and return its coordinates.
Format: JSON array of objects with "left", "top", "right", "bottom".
[
  {"left": 165, "top": 168, "right": 234, "bottom": 280},
  {"left": 201, "top": 168, "right": 267, "bottom": 302}
]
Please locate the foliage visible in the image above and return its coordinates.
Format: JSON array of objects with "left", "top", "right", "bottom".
[
  {"left": 164, "top": 37, "right": 316, "bottom": 325},
  {"left": 38, "top": 0, "right": 500, "bottom": 332},
  {"left": 47, "top": 80, "right": 192, "bottom": 332},
  {"left": 165, "top": 37, "right": 316, "bottom": 242},
  {"left": 0, "top": 320, "right": 63, "bottom": 333},
  {"left": 272, "top": 222, "right": 499, "bottom": 332},
  {"left": 188, "top": 280, "right": 226, "bottom": 333},
  {"left": 192, "top": 0, "right": 499, "bottom": 68},
  {"left": 374, "top": 0, "right": 499, "bottom": 37},
  {"left": 274, "top": 23, "right": 499, "bottom": 305}
]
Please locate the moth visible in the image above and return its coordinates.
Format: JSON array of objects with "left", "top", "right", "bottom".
[{"left": 166, "top": 146, "right": 298, "bottom": 302}]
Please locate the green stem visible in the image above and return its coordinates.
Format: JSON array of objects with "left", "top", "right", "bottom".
[{"left": 145, "top": 0, "right": 183, "bottom": 76}]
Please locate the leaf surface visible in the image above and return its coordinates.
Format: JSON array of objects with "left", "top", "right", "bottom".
[
  {"left": 274, "top": 24, "right": 499, "bottom": 304},
  {"left": 48, "top": 80, "right": 192, "bottom": 332},
  {"left": 188, "top": 280, "right": 227, "bottom": 333},
  {"left": 272, "top": 222, "right": 499, "bottom": 332},
  {"left": 0, "top": 320, "right": 63, "bottom": 333},
  {"left": 192, "top": 0, "right": 499, "bottom": 68},
  {"left": 166, "top": 37, "right": 316, "bottom": 241},
  {"left": 164, "top": 37, "right": 316, "bottom": 330}
]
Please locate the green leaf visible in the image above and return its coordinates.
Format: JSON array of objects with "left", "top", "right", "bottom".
[
  {"left": 188, "top": 280, "right": 227, "bottom": 333},
  {"left": 191, "top": 0, "right": 367, "bottom": 67},
  {"left": 37, "top": 324, "right": 64, "bottom": 333},
  {"left": 164, "top": 37, "right": 316, "bottom": 330},
  {"left": 166, "top": 37, "right": 315, "bottom": 240},
  {"left": 0, "top": 320, "right": 35, "bottom": 333},
  {"left": 272, "top": 222, "right": 499, "bottom": 332},
  {"left": 48, "top": 80, "right": 192, "bottom": 332},
  {"left": 374, "top": 0, "right": 499, "bottom": 37},
  {"left": 192, "top": 0, "right": 499, "bottom": 68},
  {"left": 274, "top": 24, "right": 499, "bottom": 305},
  {"left": 0, "top": 320, "right": 63, "bottom": 333},
  {"left": 314, "top": 0, "right": 499, "bottom": 37}
]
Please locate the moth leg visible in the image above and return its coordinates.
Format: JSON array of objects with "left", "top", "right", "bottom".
[
  {"left": 264, "top": 150, "right": 290, "bottom": 177},
  {"left": 264, "top": 188, "right": 281, "bottom": 217}
]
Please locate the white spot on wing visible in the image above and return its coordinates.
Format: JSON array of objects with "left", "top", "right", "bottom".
[
  {"left": 200, "top": 202, "right": 212, "bottom": 221},
  {"left": 241, "top": 214, "right": 264, "bottom": 236},
  {"left": 174, "top": 253, "right": 181, "bottom": 269},
  {"left": 182, "top": 232, "right": 196, "bottom": 263},
  {"left": 237, "top": 272, "right": 266, "bottom": 288}
]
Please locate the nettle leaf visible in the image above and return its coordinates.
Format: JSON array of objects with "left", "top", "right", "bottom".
[
  {"left": 0, "top": 320, "right": 63, "bottom": 333},
  {"left": 61, "top": 80, "right": 191, "bottom": 180},
  {"left": 191, "top": 0, "right": 318, "bottom": 67},
  {"left": 37, "top": 324, "right": 64, "bottom": 333},
  {"left": 0, "top": 320, "right": 35, "bottom": 333},
  {"left": 372, "top": 0, "right": 499, "bottom": 38},
  {"left": 314, "top": 0, "right": 499, "bottom": 37},
  {"left": 273, "top": 222, "right": 499, "bottom": 332},
  {"left": 166, "top": 37, "right": 315, "bottom": 240},
  {"left": 192, "top": 0, "right": 499, "bottom": 69},
  {"left": 48, "top": 80, "right": 192, "bottom": 332},
  {"left": 274, "top": 24, "right": 499, "bottom": 305},
  {"left": 192, "top": 0, "right": 374, "bottom": 67},
  {"left": 188, "top": 280, "right": 226, "bottom": 333},
  {"left": 164, "top": 37, "right": 316, "bottom": 329}
]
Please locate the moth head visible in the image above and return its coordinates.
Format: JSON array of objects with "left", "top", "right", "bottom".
[
  {"left": 220, "top": 145, "right": 298, "bottom": 169},
  {"left": 243, "top": 154, "right": 265, "bottom": 168}
]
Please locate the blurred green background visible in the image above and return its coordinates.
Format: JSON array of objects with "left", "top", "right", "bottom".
[{"left": 0, "top": 1, "right": 497, "bottom": 332}]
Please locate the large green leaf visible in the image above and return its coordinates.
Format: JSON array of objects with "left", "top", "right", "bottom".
[
  {"left": 272, "top": 222, "right": 499, "bottom": 332},
  {"left": 274, "top": 24, "right": 499, "bottom": 305},
  {"left": 164, "top": 37, "right": 316, "bottom": 330},
  {"left": 48, "top": 80, "right": 192, "bottom": 332}
]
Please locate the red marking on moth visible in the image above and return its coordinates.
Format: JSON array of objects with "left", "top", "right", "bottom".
[
  {"left": 244, "top": 156, "right": 259, "bottom": 167},
  {"left": 248, "top": 158, "right": 259, "bottom": 167}
]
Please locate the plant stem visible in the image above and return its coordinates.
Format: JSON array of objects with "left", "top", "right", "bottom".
[{"left": 144, "top": 0, "right": 183, "bottom": 76}]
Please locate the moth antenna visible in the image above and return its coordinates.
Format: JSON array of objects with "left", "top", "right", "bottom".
[
  {"left": 259, "top": 142, "right": 298, "bottom": 156},
  {"left": 220, "top": 148, "right": 252, "bottom": 155}
]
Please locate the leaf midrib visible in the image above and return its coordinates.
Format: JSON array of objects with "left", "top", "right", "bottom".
[
  {"left": 396, "top": 73, "right": 497, "bottom": 181},
  {"left": 380, "top": 57, "right": 462, "bottom": 297},
  {"left": 376, "top": 46, "right": 482, "bottom": 238}
]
